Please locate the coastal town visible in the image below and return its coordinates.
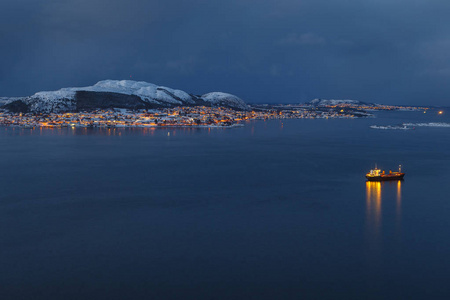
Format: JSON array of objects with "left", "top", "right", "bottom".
[{"left": 0, "top": 103, "right": 426, "bottom": 129}]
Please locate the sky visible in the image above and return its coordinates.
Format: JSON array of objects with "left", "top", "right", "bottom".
[{"left": 1, "top": 0, "right": 450, "bottom": 105}]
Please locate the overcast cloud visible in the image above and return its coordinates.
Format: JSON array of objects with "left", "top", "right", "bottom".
[{"left": 1, "top": 0, "right": 450, "bottom": 105}]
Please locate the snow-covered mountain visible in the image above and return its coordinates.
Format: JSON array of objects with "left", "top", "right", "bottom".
[
  {"left": 1, "top": 80, "right": 249, "bottom": 113},
  {"left": 307, "top": 99, "right": 375, "bottom": 106},
  {"left": 202, "top": 92, "right": 247, "bottom": 109},
  {"left": 0, "top": 97, "right": 20, "bottom": 105}
]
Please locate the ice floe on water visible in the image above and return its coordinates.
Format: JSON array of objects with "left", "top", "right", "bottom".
[
  {"left": 403, "top": 122, "right": 450, "bottom": 128},
  {"left": 370, "top": 125, "right": 413, "bottom": 130},
  {"left": 370, "top": 122, "right": 450, "bottom": 130}
]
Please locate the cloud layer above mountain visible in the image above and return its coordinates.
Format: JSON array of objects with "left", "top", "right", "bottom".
[{"left": 1, "top": 0, "right": 450, "bottom": 105}]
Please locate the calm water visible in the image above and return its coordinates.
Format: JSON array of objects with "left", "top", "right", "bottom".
[{"left": 1, "top": 110, "right": 450, "bottom": 299}]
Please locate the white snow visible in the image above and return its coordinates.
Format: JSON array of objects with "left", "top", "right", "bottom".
[
  {"left": 31, "top": 80, "right": 159, "bottom": 102},
  {"left": 23, "top": 80, "right": 197, "bottom": 110},
  {"left": 202, "top": 92, "right": 248, "bottom": 110},
  {"left": 310, "top": 99, "right": 362, "bottom": 106},
  {"left": 8, "top": 80, "right": 248, "bottom": 113},
  {"left": 33, "top": 89, "right": 76, "bottom": 101},
  {"left": 28, "top": 80, "right": 198, "bottom": 105},
  {"left": 0, "top": 97, "right": 21, "bottom": 105}
]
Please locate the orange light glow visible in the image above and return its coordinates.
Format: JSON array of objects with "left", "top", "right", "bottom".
[
  {"left": 366, "top": 181, "right": 382, "bottom": 235},
  {"left": 397, "top": 180, "right": 402, "bottom": 216}
]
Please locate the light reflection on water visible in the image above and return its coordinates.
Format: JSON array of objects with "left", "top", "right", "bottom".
[
  {"left": 4, "top": 126, "right": 227, "bottom": 137},
  {"left": 366, "top": 181, "right": 383, "bottom": 237},
  {"left": 365, "top": 180, "right": 402, "bottom": 259}
]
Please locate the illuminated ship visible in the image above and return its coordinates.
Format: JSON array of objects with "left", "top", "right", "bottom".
[{"left": 366, "top": 165, "right": 405, "bottom": 181}]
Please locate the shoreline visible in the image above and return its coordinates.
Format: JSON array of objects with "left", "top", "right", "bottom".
[{"left": 0, "top": 105, "right": 373, "bottom": 129}]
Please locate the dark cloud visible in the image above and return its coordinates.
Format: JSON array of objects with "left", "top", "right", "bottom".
[
  {"left": 278, "top": 33, "right": 326, "bottom": 46},
  {"left": 1, "top": 0, "right": 450, "bottom": 105}
]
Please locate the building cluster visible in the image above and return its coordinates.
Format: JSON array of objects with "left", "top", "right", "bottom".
[{"left": 0, "top": 103, "right": 420, "bottom": 129}]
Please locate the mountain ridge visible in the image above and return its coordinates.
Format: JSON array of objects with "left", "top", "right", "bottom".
[
  {"left": 1, "top": 80, "right": 249, "bottom": 113},
  {"left": 306, "top": 98, "right": 377, "bottom": 106}
]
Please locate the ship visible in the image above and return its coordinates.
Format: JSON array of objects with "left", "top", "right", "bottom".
[{"left": 366, "top": 165, "right": 405, "bottom": 181}]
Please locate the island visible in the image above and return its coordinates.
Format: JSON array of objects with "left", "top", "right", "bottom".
[{"left": 0, "top": 80, "right": 427, "bottom": 129}]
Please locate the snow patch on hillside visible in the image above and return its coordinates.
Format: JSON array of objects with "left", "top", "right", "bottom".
[
  {"left": 202, "top": 92, "right": 248, "bottom": 110},
  {"left": 0, "top": 97, "right": 18, "bottom": 105}
]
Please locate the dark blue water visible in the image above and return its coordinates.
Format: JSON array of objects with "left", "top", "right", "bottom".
[{"left": 1, "top": 110, "right": 450, "bottom": 299}]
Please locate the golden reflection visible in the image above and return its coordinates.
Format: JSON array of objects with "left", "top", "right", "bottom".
[
  {"left": 397, "top": 180, "right": 402, "bottom": 217},
  {"left": 396, "top": 180, "right": 402, "bottom": 236},
  {"left": 366, "top": 181, "right": 382, "bottom": 236},
  {"left": 366, "top": 180, "right": 403, "bottom": 247}
]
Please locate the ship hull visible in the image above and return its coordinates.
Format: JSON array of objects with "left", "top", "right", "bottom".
[{"left": 366, "top": 173, "right": 405, "bottom": 181}]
